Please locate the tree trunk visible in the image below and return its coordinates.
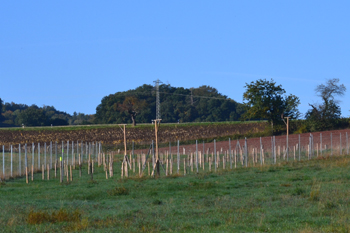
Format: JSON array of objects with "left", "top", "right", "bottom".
[
  {"left": 131, "top": 115, "right": 136, "bottom": 126},
  {"left": 271, "top": 121, "right": 274, "bottom": 134}
]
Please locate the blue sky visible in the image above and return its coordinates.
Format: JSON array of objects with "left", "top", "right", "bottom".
[{"left": 1, "top": 1, "right": 349, "bottom": 117}]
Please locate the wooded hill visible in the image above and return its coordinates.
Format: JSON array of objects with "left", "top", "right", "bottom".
[
  {"left": 0, "top": 101, "right": 94, "bottom": 127},
  {"left": 94, "top": 84, "right": 245, "bottom": 125}
]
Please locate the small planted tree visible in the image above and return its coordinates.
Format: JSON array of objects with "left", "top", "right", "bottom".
[{"left": 242, "top": 79, "right": 300, "bottom": 132}]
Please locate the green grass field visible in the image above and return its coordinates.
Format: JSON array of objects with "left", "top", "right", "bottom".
[{"left": 0, "top": 154, "right": 349, "bottom": 232}]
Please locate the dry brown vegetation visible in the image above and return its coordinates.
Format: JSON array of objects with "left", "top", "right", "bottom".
[{"left": 0, "top": 122, "right": 267, "bottom": 146}]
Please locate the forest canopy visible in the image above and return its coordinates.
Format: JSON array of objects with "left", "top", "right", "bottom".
[{"left": 94, "top": 84, "right": 245, "bottom": 124}]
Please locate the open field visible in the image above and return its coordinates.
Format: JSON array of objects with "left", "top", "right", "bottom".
[
  {"left": 0, "top": 153, "right": 350, "bottom": 232},
  {"left": 0, "top": 121, "right": 268, "bottom": 147}
]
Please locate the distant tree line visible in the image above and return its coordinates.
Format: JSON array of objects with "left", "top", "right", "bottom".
[
  {"left": 0, "top": 101, "right": 94, "bottom": 127},
  {"left": 0, "top": 79, "right": 347, "bottom": 133}
]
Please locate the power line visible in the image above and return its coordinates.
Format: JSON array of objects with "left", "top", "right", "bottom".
[{"left": 118, "top": 90, "right": 235, "bottom": 101}]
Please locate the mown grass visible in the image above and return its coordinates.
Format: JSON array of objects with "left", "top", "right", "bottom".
[{"left": 0, "top": 154, "right": 349, "bottom": 232}]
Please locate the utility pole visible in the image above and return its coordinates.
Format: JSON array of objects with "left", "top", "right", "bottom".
[
  {"left": 151, "top": 119, "right": 162, "bottom": 177},
  {"left": 154, "top": 79, "right": 162, "bottom": 119},
  {"left": 282, "top": 116, "right": 290, "bottom": 161}
]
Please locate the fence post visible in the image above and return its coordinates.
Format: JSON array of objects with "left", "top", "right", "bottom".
[
  {"left": 273, "top": 136, "right": 276, "bottom": 164},
  {"left": 177, "top": 140, "right": 180, "bottom": 174},
  {"left": 19, "top": 144, "right": 21, "bottom": 176},
  {"left": 44, "top": 142, "right": 47, "bottom": 169},
  {"left": 331, "top": 133, "right": 333, "bottom": 156},
  {"left": 203, "top": 141, "right": 205, "bottom": 166},
  {"left": 214, "top": 139, "right": 217, "bottom": 172},
  {"left": 260, "top": 137, "right": 262, "bottom": 165},
  {"left": 67, "top": 141, "right": 69, "bottom": 165},
  {"left": 25, "top": 144, "right": 27, "bottom": 173},
  {"left": 245, "top": 138, "right": 248, "bottom": 167},
  {"left": 3, "top": 145, "right": 5, "bottom": 178},
  {"left": 298, "top": 134, "right": 301, "bottom": 161},
  {"left": 347, "top": 132, "right": 349, "bottom": 155},
  {"left": 38, "top": 143, "right": 40, "bottom": 170},
  {"left": 72, "top": 141, "right": 74, "bottom": 166},
  {"left": 32, "top": 143, "right": 35, "bottom": 170},
  {"left": 340, "top": 133, "right": 342, "bottom": 155},
  {"left": 229, "top": 138, "right": 232, "bottom": 169},
  {"left": 196, "top": 140, "right": 198, "bottom": 173},
  {"left": 55, "top": 141, "right": 58, "bottom": 165},
  {"left": 320, "top": 133, "right": 322, "bottom": 156},
  {"left": 11, "top": 145, "right": 13, "bottom": 177},
  {"left": 50, "top": 141, "right": 52, "bottom": 169}
]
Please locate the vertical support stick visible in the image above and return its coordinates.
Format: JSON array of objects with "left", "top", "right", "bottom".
[
  {"left": 2, "top": 145, "right": 5, "bottom": 178},
  {"left": 298, "top": 134, "right": 301, "bottom": 161},
  {"left": 196, "top": 140, "right": 198, "bottom": 173},
  {"left": 340, "top": 133, "right": 342, "bottom": 155},
  {"left": 331, "top": 133, "right": 333, "bottom": 156},
  {"left": 347, "top": 132, "right": 349, "bottom": 155},
  {"left": 44, "top": 142, "right": 47, "bottom": 170},
  {"left": 11, "top": 145, "right": 13, "bottom": 177},
  {"left": 229, "top": 138, "right": 232, "bottom": 169},
  {"left": 19, "top": 144, "right": 21, "bottom": 176},
  {"left": 245, "top": 137, "right": 248, "bottom": 167},
  {"left": 32, "top": 142, "right": 34, "bottom": 171},
  {"left": 320, "top": 133, "right": 322, "bottom": 157},
  {"left": 38, "top": 143, "right": 40, "bottom": 170},
  {"left": 214, "top": 139, "right": 216, "bottom": 172},
  {"left": 177, "top": 140, "right": 180, "bottom": 174},
  {"left": 26, "top": 166, "right": 28, "bottom": 183}
]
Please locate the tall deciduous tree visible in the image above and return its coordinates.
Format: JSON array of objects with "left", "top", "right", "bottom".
[
  {"left": 117, "top": 96, "right": 147, "bottom": 126},
  {"left": 305, "top": 78, "right": 346, "bottom": 130},
  {"left": 242, "top": 79, "right": 300, "bottom": 131}
]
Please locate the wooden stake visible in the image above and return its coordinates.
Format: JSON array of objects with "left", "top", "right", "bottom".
[
  {"left": 209, "top": 157, "right": 212, "bottom": 171},
  {"left": 26, "top": 167, "right": 28, "bottom": 184},
  {"left": 42, "top": 164, "right": 44, "bottom": 180},
  {"left": 183, "top": 159, "right": 186, "bottom": 176},
  {"left": 92, "top": 159, "right": 94, "bottom": 174},
  {"left": 70, "top": 165, "right": 72, "bottom": 181},
  {"left": 47, "top": 164, "right": 50, "bottom": 180},
  {"left": 31, "top": 165, "right": 34, "bottom": 181},
  {"left": 124, "top": 161, "right": 128, "bottom": 177},
  {"left": 166, "top": 159, "right": 168, "bottom": 176},
  {"left": 66, "top": 165, "right": 69, "bottom": 182},
  {"left": 148, "top": 162, "right": 150, "bottom": 176},
  {"left": 121, "top": 162, "right": 124, "bottom": 178}
]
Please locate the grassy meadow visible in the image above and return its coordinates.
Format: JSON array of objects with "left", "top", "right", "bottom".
[{"left": 0, "top": 154, "right": 349, "bottom": 232}]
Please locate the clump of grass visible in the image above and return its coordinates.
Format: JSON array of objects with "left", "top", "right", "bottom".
[
  {"left": 324, "top": 201, "right": 337, "bottom": 210},
  {"left": 309, "top": 180, "right": 321, "bottom": 201},
  {"left": 280, "top": 183, "right": 292, "bottom": 187},
  {"left": 292, "top": 186, "right": 306, "bottom": 196},
  {"left": 27, "top": 209, "right": 81, "bottom": 225},
  {"left": 107, "top": 187, "right": 129, "bottom": 196},
  {"left": 152, "top": 199, "right": 162, "bottom": 205}
]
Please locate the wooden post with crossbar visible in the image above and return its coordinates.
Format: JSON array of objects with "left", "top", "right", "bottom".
[{"left": 151, "top": 119, "right": 162, "bottom": 177}]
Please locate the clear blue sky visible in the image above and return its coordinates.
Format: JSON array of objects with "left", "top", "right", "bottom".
[{"left": 1, "top": 1, "right": 349, "bottom": 117}]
